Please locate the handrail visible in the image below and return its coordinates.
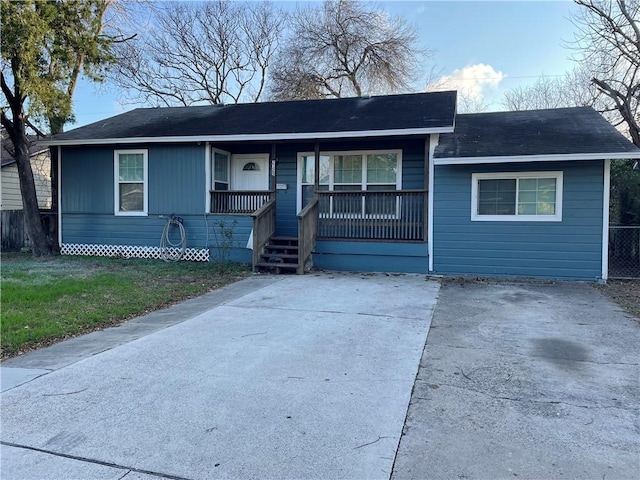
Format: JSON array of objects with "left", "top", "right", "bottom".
[
  {"left": 297, "top": 198, "right": 319, "bottom": 275},
  {"left": 251, "top": 199, "right": 276, "bottom": 271}
]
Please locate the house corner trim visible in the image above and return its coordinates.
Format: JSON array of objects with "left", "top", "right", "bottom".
[{"left": 602, "top": 159, "right": 611, "bottom": 281}]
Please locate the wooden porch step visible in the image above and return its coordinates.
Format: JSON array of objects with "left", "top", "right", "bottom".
[
  {"left": 268, "top": 237, "right": 299, "bottom": 246},
  {"left": 255, "top": 234, "right": 300, "bottom": 274},
  {"left": 261, "top": 253, "right": 299, "bottom": 260},
  {"left": 270, "top": 236, "right": 298, "bottom": 242},
  {"left": 254, "top": 261, "right": 298, "bottom": 270},
  {"left": 265, "top": 244, "right": 299, "bottom": 251}
]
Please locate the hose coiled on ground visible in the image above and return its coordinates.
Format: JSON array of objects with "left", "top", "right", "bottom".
[{"left": 160, "top": 215, "right": 186, "bottom": 262}]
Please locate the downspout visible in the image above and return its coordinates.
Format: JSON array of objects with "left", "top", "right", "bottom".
[{"left": 427, "top": 134, "right": 439, "bottom": 273}]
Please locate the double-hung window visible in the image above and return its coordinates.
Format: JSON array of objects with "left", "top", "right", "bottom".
[
  {"left": 471, "top": 171, "right": 563, "bottom": 221},
  {"left": 114, "top": 150, "right": 148, "bottom": 215},
  {"left": 298, "top": 150, "right": 401, "bottom": 217}
]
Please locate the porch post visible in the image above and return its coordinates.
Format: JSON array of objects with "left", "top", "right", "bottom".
[
  {"left": 270, "top": 143, "right": 277, "bottom": 194},
  {"left": 314, "top": 142, "right": 320, "bottom": 197}
]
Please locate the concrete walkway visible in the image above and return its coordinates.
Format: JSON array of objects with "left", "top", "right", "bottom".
[
  {"left": 1, "top": 272, "right": 440, "bottom": 480},
  {"left": 392, "top": 281, "right": 640, "bottom": 480}
]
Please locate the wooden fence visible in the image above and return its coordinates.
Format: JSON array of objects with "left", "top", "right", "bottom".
[
  {"left": 1, "top": 210, "right": 25, "bottom": 251},
  {"left": 1, "top": 210, "right": 57, "bottom": 252}
]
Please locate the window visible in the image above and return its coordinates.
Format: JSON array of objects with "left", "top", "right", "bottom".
[
  {"left": 114, "top": 150, "right": 148, "bottom": 215},
  {"left": 300, "top": 154, "right": 330, "bottom": 208},
  {"left": 212, "top": 149, "right": 230, "bottom": 190},
  {"left": 298, "top": 150, "right": 401, "bottom": 217},
  {"left": 471, "top": 172, "right": 563, "bottom": 221}
]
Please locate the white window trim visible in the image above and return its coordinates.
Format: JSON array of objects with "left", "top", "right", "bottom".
[
  {"left": 471, "top": 171, "right": 563, "bottom": 222},
  {"left": 296, "top": 149, "right": 403, "bottom": 216},
  {"left": 114, "top": 149, "right": 148, "bottom": 216}
]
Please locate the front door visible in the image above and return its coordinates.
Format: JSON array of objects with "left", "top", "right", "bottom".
[{"left": 232, "top": 154, "right": 269, "bottom": 191}]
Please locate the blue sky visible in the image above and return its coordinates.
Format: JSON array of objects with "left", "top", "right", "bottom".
[{"left": 70, "top": 0, "right": 582, "bottom": 128}]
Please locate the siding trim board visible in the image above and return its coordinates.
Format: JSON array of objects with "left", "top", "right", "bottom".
[
  {"left": 205, "top": 142, "right": 211, "bottom": 214},
  {"left": 58, "top": 146, "right": 62, "bottom": 247},
  {"left": 435, "top": 151, "right": 640, "bottom": 165},
  {"left": 427, "top": 134, "right": 438, "bottom": 272},
  {"left": 601, "top": 159, "right": 611, "bottom": 281}
]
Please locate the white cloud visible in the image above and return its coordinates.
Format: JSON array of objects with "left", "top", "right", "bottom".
[{"left": 428, "top": 63, "right": 505, "bottom": 101}]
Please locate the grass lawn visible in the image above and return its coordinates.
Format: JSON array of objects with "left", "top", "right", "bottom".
[{"left": 1, "top": 253, "right": 250, "bottom": 359}]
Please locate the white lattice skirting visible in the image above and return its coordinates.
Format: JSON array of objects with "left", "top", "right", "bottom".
[{"left": 61, "top": 243, "right": 210, "bottom": 262}]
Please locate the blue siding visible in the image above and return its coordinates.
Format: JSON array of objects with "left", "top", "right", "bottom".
[
  {"left": 62, "top": 144, "right": 207, "bottom": 215},
  {"left": 148, "top": 144, "right": 206, "bottom": 215},
  {"left": 61, "top": 146, "right": 114, "bottom": 214},
  {"left": 275, "top": 144, "right": 299, "bottom": 237},
  {"left": 433, "top": 160, "right": 604, "bottom": 280},
  {"left": 61, "top": 139, "right": 429, "bottom": 269},
  {"left": 314, "top": 241, "right": 428, "bottom": 273},
  {"left": 62, "top": 213, "right": 253, "bottom": 264},
  {"left": 61, "top": 143, "right": 251, "bottom": 264}
]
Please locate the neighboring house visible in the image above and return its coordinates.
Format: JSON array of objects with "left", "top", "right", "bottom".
[
  {"left": 1, "top": 134, "right": 52, "bottom": 210},
  {"left": 44, "top": 92, "right": 640, "bottom": 281}
]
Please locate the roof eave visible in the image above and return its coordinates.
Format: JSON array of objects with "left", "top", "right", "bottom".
[
  {"left": 434, "top": 151, "right": 640, "bottom": 165},
  {"left": 41, "top": 126, "right": 455, "bottom": 146}
]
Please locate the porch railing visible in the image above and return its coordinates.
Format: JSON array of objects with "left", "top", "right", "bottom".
[
  {"left": 315, "top": 190, "right": 426, "bottom": 241},
  {"left": 297, "top": 198, "right": 319, "bottom": 274},
  {"left": 210, "top": 190, "right": 274, "bottom": 214},
  {"left": 251, "top": 199, "right": 276, "bottom": 271}
]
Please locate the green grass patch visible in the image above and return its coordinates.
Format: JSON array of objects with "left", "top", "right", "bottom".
[{"left": 1, "top": 253, "right": 250, "bottom": 358}]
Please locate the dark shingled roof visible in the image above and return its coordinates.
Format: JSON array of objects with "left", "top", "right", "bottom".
[
  {"left": 1, "top": 134, "right": 48, "bottom": 167},
  {"left": 435, "top": 107, "right": 640, "bottom": 159},
  {"left": 50, "top": 91, "right": 457, "bottom": 143}
]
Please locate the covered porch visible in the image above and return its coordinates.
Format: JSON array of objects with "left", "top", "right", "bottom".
[{"left": 208, "top": 141, "right": 429, "bottom": 274}]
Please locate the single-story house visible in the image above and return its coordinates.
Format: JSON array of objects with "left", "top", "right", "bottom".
[
  {"left": 1, "top": 133, "right": 52, "bottom": 210},
  {"left": 44, "top": 91, "right": 640, "bottom": 281}
]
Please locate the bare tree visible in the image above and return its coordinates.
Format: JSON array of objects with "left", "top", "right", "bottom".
[
  {"left": 502, "top": 67, "right": 602, "bottom": 111},
  {"left": 268, "top": 0, "right": 429, "bottom": 100},
  {"left": 111, "top": 1, "right": 283, "bottom": 106},
  {"left": 571, "top": 0, "right": 639, "bottom": 146}
]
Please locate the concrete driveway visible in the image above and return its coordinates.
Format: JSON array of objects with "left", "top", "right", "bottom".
[
  {"left": 392, "top": 280, "right": 640, "bottom": 480},
  {"left": 1, "top": 272, "right": 440, "bottom": 480}
]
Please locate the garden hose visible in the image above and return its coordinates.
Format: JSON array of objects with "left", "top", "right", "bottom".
[{"left": 160, "top": 215, "right": 186, "bottom": 261}]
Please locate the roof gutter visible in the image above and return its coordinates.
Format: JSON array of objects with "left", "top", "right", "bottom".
[
  {"left": 39, "top": 126, "right": 455, "bottom": 147},
  {"left": 434, "top": 151, "right": 640, "bottom": 165}
]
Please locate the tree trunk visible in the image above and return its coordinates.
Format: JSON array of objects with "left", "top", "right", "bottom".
[{"left": 14, "top": 131, "right": 51, "bottom": 256}]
